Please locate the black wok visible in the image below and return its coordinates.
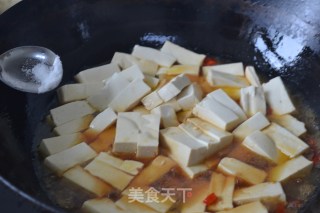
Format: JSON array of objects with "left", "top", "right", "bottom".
[{"left": 0, "top": 0, "right": 320, "bottom": 212}]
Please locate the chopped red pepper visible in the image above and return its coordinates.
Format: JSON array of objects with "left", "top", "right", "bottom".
[
  {"left": 267, "top": 106, "right": 273, "bottom": 115},
  {"left": 306, "top": 137, "right": 320, "bottom": 165},
  {"left": 275, "top": 202, "right": 286, "bottom": 213},
  {"left": 203, "top": 193, "right": 218, "bottom": 206},
  {"left": 203, "top": 57, "right": 218, "bottom": 66}
]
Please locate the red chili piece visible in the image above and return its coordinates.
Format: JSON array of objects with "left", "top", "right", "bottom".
[
  {"left": 203, "top": 193, "right": 218, "bottom": 206},
  {"left": 203, "top": 57, "right": 218, "bottom": 66}
]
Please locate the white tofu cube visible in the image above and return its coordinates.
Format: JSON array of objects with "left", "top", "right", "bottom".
[
  {"left": 177, "top": 110, "right": 193, "bottom": 123},
  {"left": 141, "top": 90, "right": 164, "bottom": 110},
  {"left": 144, "top": 74, "right": 160, "bottom": 88},
  {"left": 206, "top": 70, "right": 250, "bottom": 88},
  {"left": 54, "top": 114, "right": 93, "bottom": 135},
  {"left": 63, "top": 166, "right": 112, "bottom": 196},
  {"left": 232, "top": 112, "right": 270, "bottom": 141},
  {"left": 268, "top": 156, "right": 313, "bottom": 182},
  {"left": 132, "top": 105, "right": 150, "bottom": 115},
  {"left": 39, "top": 133, "right": 84, "bottom": 156},
  {"left": 156, "top": 65, "right": 200, "bottom": 76},
  {"left": 82, "top": 198, "right": 125, "bottom": 213},
  {"left": 263, "top": 123, "right": 309, "bottom": 158},
  {"left": 233, "top": 182, "right": 286, "bottom": 206},
  {"left": 160, "top": 41, "right": 206, "bottom": 66},
  {"left": 217, "top": 157, "right": 267, "bottom": 185},
  {"left": 179, "top": 163, "right": 208, "bottom": 179},
  {"left": 75, "top": 63, "right": 120, "bottom": 83},
  {"left": 263, "top": 76, "right": 296, "bottom": 115},
  {"left": 132, "top": 45, "right": 176, "bottom": 67},
  {"left": 240, "top": 86, "right": 266, "bottom": 117},
  {"left": 89, "top": 107, "right": 117, "bottom": 134},
  {"left": 157, "top": 74, "right": 191, "bottom": 102},
  {"left": 50, "top": 100, "right": 95, "bottom": 126},
  {"left": 219, "top": 201, "right": 268, "bottom": 213},
  {"left": 44, "top": 142, "right": 97, "bottom": 175},
  {"left": 177, "top": 83, "right": 203, "bottom": 111},
  {"left": 151, "top": 105, "right": 179, "bottom": 128},
  {"left": 245, "top": 66, "right": 261, "bottom": 86},
  {"left": 160, "top": 127, "right": 207, "bottom": 166},
  {"left": 109, "top": 79, "right": 151, "bottom": 112},
  {"left": 158, "top": 97, "right": 182, "bottom": 112},
  {"left": 268, "top": 114, "right": 306, "bottom": 137},
  {"left": 118, "top": 65, "right": 145, "bottom": 82},
  {"left": 203, "top": 62, "right": 244, "bottom": 76},
  {"left": 242, "top": 131, "right": 278, "bottom": 163}
]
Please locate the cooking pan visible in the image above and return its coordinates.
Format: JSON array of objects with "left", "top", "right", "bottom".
[{"left": 0, "top": 0, "right": 320, "bottom": 212}]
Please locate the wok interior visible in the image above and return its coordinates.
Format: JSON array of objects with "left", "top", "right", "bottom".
[{"left": 0, "top": 0, "right": 320, "bottom": 212}]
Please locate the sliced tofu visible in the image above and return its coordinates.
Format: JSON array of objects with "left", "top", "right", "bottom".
[
  {"left": 157, "top": 65, "right": 200, "bottom": 76},
  {"left": 180, "top": 181, "right": 209, "bottom": 213},
  {"left": 50, "top": 100, "right": 95, "bottom": 126},
  {"left": 219, "top": 201, "right": 268, "bottom": 213},
  {"left": 217, "top": 157, "right": 267, "bottom": 185},
  {"left": 82, "top": 198, "right": 124, "bottom": 213},
  {"left": 158, "top": 97, "right": 182, "bottom": 112},
  {"left": 268, "top": 155, "right": 313, "bottom": 182},
  {"left": 245, "top": 66, "right": 261, "bottom": 87},
  {"left": 75, "top": 63, "right": 120, "bottom": 83},
  {"left": 144, "top": 74, "right": 160, "bottom": 89},
  {"left": 240, "top": 86, "right": 266, "bottom": 117},
  {"left": 109, "top": 79, "right": 151, "bottom": 112},
  {"left": 57, "top": 83, "right": 104, "bottom": 104},
  {"left": 179, "top": 163, "right": 208, "bottom": 179},
  {"left": 39, "top": 133, "right": 84, "bottom": 156},
  {"left": 160, "top": 127, "right": 207, "bottom": 166},
  {"left": 160, "top": 41, "right": 206, "bottom": 66},
  {"left": 63, "top": 166, "right": 112, "bottom": 196},
  {"left": 203, "top": 62, "right": 244, "bottom": 76},
  {"left": 138, "top": 59, "right": 159, "bottom": 76},
  {"left": 157, "top": 74, "right": 191, "bottom": 102},
  {"left": 132, "top": 45, "right": 176, "bottom": 67},
  {"left": 85, "top": 157, "right": 134, "bottom": 191},
  {"left": 95, "top": 152, "right": 143, "bottom": 175},
  {"left": 207, "top": 172, "right": 235, "bottom": 211},
  {"left": 207, "top": 89, "right": 247, "bottom": 122},
  {"left": 115, "top": 196, "right": 158, "bottom": 213},
  {"left": 263, "top": 123, "right": 309, "bottom": 158},
  {"left": 117, "top": 65, "right": 145, "bottom": 82},
  {"left": 151, "top": 105, "right": 179, "bottom": 128},
  {"left": 262, "top": 76, "right": 296, "bottom": 115},
  {"left": 132, "top": 105, "right": 150, "bottom": 115},
  {"left": 89, "top": 107, "right": 117, "bottom": 134},
  {"left": 232, "top": 112, "right": 270, "bottom": 142},
  {"left": 137, "top": 114, "right": 161, "bottom": 158},
  {"left": 268, "top": 114, "right": 306, "bottom": 137},
  {"left": 87, "top": 73, "right": 130, "bottom": 111},
  {"left": 242, "top": 131, "right": 279, "bottom": 163},
  {"left": 141, "top": 90, "right": 164, "bottom": 110},
  {"left": 206, "top": 70, "right": 249, "bottom": 88},
  {"left": 233, "top": 182, "right": 286, "bottom": 206},
  {"left": 177, "top": 83, "right": 203, "bottom": 111},
  {"left": 44, "top": 142, "right": 97, "bottom": 175},
  {"left": 177, "top": 110, "right": 193, "bottom": 123},
  {"left": 53, "top": 114, "right": 93, "bottom": 135},
  {"left": 193, "top": 97, "right": 241, "bottom": 131}
]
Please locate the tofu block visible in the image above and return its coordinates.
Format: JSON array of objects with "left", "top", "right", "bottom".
[
  {"left": 57, "top": 83, "right": 104, "bottom": 103},
  {"left": 118, "top": 65, "right": 145, "bottom": 82},
  {"left": 268, "top": 114, "right": 306, "bottom": 137},
  {"left": 219, "top": 201, "right": 268, "bottom": 213},
  {"left": 87, "top": 73, "right": 130, "bottom": 111},
  {"left": 207, "top": 172, "right": 235, "bottom": 211},
  {"left": 206, "top": 70, "right": 249, "bottom": 88},
  {"left": 132, "top": 45, "right": 176, "bottom": 67},
  {"left": 203, "top": 62, "right": 244, "bottom": 76},
  {"left": 268, "top": 156, "right": 313, "bottom": 182},
  {"left": 245, "top": 66, "right": 261, "bottom": 87},
  {"left": 160, "top": 127, "right": 207, "bottom": 166},
  {"left": 243, "top": 131, "right": 279, "bottom": 163},
  {"left": 82, "top": 198, "right": 125, "bottom": 213},
  {"left": 157, "top": 65, "right": 200, "bottom": 76},
  {"left": 179, "top": 163, "right": 208, "bottom": 179},
  {"left": 240, "top": 86, "right": 266, "bottom": 117},
  {"left": 85, "top": 158, "right": 134, "bottom": 191},
  {"left": 75, "top": 63, "right": 120, "bottom": 83},
  {"left": 132, "top": 105, "right": 150, "bottom": 115},
  {"left": 95, "top": 152, "right": 143, "bottom": 175},
  {"left": 141, "top": 90, "right": 164, "bottom": 110},
  {"left": 115, "top": 196, "right": 158, "bottom": 213},
  {"left": 144, "top": 74, "right": 160, "bottom": 88},
  {"left": 181, "top": 182, "right": 209, "bottom": 213},
  {"left": 138, "top": 59, "right": 159, "bottom": 76},
  {"left": 193, "top": 97, "right": 241, "bottom": 131},
  {"left": 44, "top": 142, "right": 97, "bottom": 175},
  {"left": 137, "top": 114, "right": 161, "bottom": 158},
  {"left": 63, "top": 166, "right": 112, "bottom": 196},
  {"left": 158, "top": 97, "right": 182, "bottom": 112},
  {"left": 109, "top": 79, "right": 151, "bottom": 112},
  {"left": 151, "top": 105, "right": 179, "bottom": 128},
  {"left": 161, "top": 41, "right": 206, "bottom": 66},
  {"left": 233, "top": 182, "right": 286, "bottom": 206},
  {"left": 89, "top": 107, "right": 117, "bottom": 134},
  {"left": 232, "top": 112, "right": 270, "bottom": 142},
  {"left": 177, "top": 83, "right": 203, "bottom": 111},
  {"left": 263, "top": 123, "right": 309, "bottom": 158},
  {"left": 50, "top": 100, "right": 95, "bottom": 126},
  {"left": 39, "top": 133, "right": 84, "bottom": 156},
  {"left": 217, "top": 157, "right": 267, "bottom": 185},
  {"left": 177, "top": 110, "right": 192, "bottom": 123},
  {"left": 263, "top": 76, "right": 296, "bottom": 115},
  {"left": 207, "top": 89, "right": 247, "bottom": 122},
  {"left": 54, "top": 114, "right": 93, "bottom": 135},
  {"left": 157, "top": 74, "right": 191, "bottom": 102}
]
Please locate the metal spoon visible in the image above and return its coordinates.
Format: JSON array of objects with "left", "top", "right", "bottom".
[{"left": 0, "top": 46, "right": 63, "bottom": 93}]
